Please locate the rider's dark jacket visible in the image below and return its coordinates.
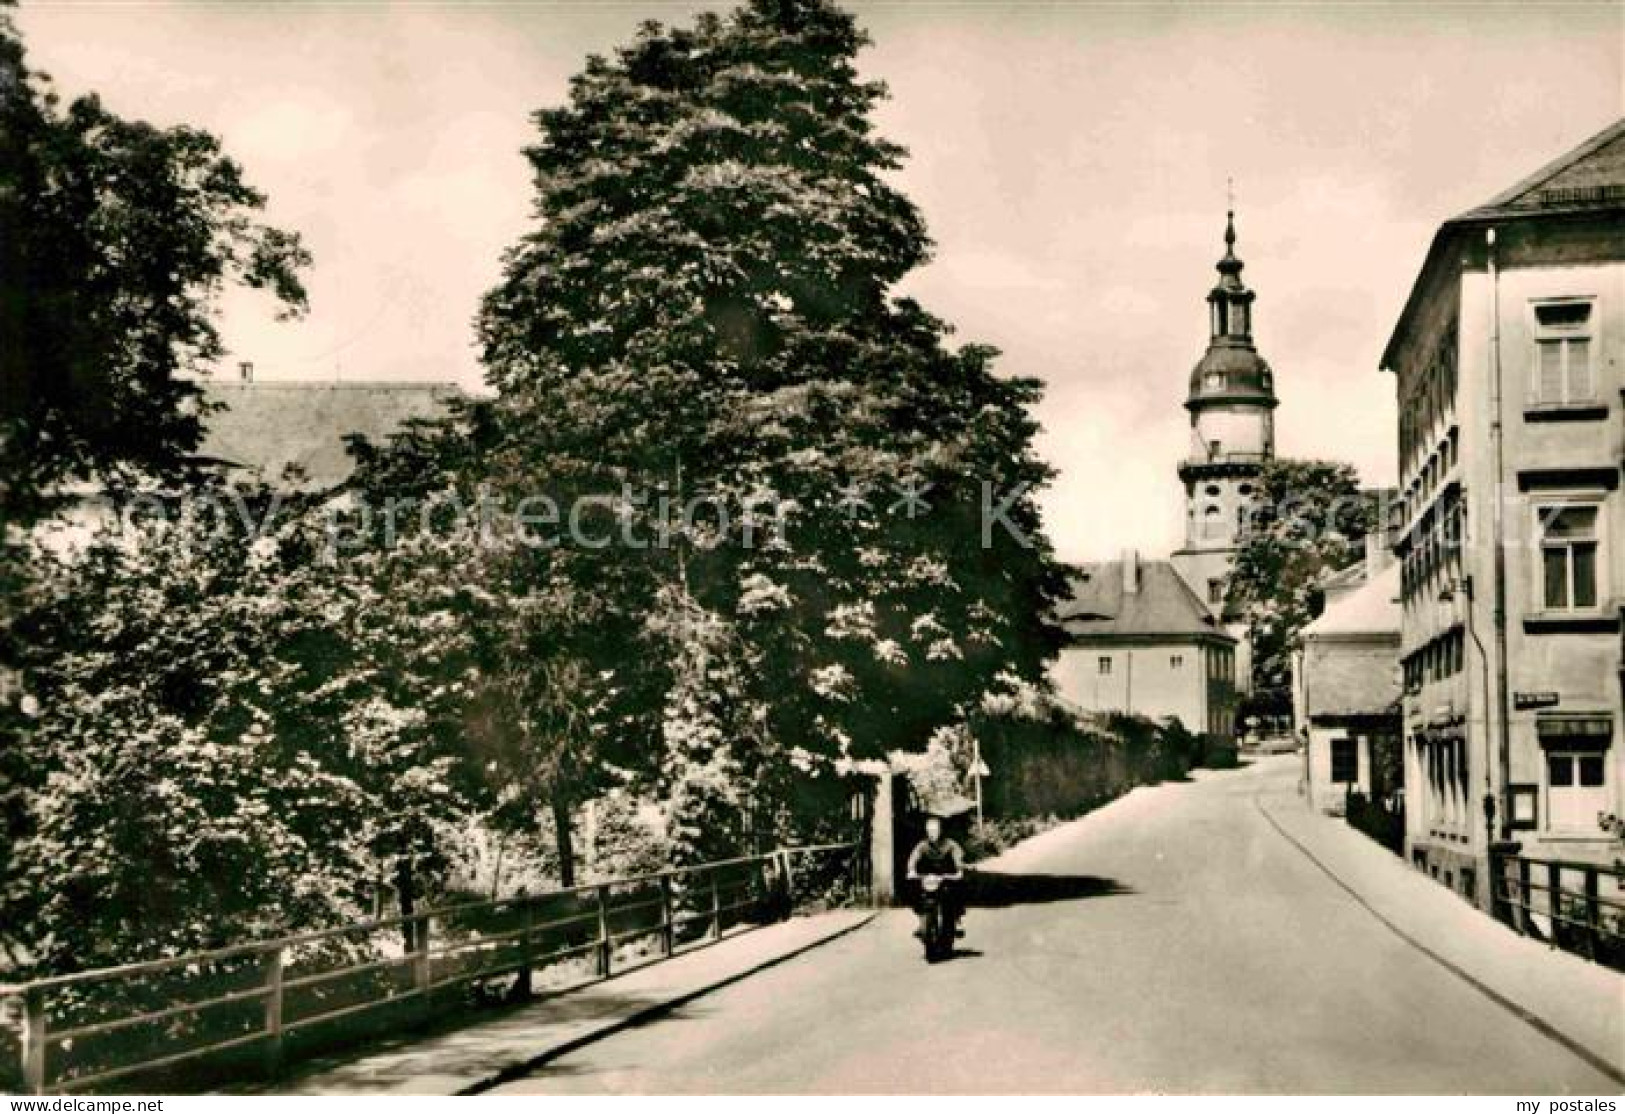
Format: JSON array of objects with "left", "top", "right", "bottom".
[{"left": 906, "top": 837, "right": 965, "bottom": 879}]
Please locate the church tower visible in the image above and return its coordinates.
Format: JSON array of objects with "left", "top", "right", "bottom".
[{"left": 1171, "top": 210, "right": 1279, "bottom": 611}]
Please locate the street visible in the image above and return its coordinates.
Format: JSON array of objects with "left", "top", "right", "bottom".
[{"left": 491, "top": 757, "right": 1622, "bottom": 1094}]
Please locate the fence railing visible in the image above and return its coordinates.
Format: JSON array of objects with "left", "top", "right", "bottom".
[
  {"left": 1489, "top": 851, "right": 1625, "bottom": 969},
  {"left": 0, "top": 842, "right": 863, "bottom": 1095}
]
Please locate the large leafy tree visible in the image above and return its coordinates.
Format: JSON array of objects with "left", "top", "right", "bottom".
[
  {"left": 1225, "top": 458, "right": 1379, "bottom": 718},
  {"left": 2, "top": 488, "right": 359, "bottom": 971},
  {"left": 478, "top": 0, "right": 1069, "bottom": 858},
  {"left": 0, "top": 3, "right": 309, "bottom": 529}
]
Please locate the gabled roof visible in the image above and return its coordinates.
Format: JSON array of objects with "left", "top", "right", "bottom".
[
  {"left": 1382, "top": 117, "right": 1625, "bottom": 371},
  {"left": 1302, "top": 561, "right": 1401, "bottom": 640},
  {"left": 196, "top": 380, "right": 466, "bottom": 490},
  {"left": 1460, "top": 118, "right": 1625, "bottom": 221},
  {"left": 1057, "top": 558, "right": 1233, "bottom": 642}
]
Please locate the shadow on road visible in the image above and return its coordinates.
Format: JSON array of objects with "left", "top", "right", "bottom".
[{"left": 963, "top": 871, "right": 1131, "bottom": 908}]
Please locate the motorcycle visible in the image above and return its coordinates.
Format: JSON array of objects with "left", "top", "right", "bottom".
[{"left": 917, "top": 873, "right": 959, "bottom": 962}]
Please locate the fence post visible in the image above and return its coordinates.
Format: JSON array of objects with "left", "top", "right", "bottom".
[
  {"left": 262, "top": 946, "right": 285, "bottom": 1079},
  {"left": 869, "top": 773, "right": 895, "bottom": 906},
  {"left": 516, "top": 899, "right": 535, "bottom": 999},
  {"left": 413, "top": 914, "right": 433, "bottom": 992},
  {"left": 1517, "top": 857, "right": 1533, "bottom": 935},
  {"left": 1583, "top": 867, "right": 1601, "bottom": 961},
  {"left": 21, "top": 989, "right": 47, "bottom": 1095},
  {"left": 778, "top": 849, "right": 796, "bottom": 920},
  {"left": 595, "top": 886, "right": 611, "bottom": 977},
  {"left": 1547, "top": 861, "right": 1564, "bottom": 943},
  {"left": 1487, "top": 843, "right": 1509, "bottom": 924},
  {"left": 660, "top": 875, "right": 674, "bottom": 957},
  {"left": 710, "top": 869, "right": 722, "bottom": 939}
]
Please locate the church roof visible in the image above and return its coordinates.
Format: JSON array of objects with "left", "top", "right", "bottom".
[
  {"left": 195, "top": 379, "right": 467, "bottom": 489},
  {"left": 1187, "top": 211, "right": 1278, "bottom": 408},
  {"left": 1057, "top": 557, "right": 1234, "bottom": 642}
]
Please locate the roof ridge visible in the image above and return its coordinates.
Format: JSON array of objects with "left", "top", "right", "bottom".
[{"left": 1464, "top": 116, "right": 1625, "bottom": 216}]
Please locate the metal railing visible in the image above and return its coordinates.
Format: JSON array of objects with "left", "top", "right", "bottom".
[
  {"left": 1490, "top": 852, "right": 1625, "bottom": 969},
  {"left": 0, "top": 842, "right": 862, "bottom": 1094}
]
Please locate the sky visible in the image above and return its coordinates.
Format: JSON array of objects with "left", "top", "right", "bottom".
[{"left": 13, "top": 0, "right": 1625, "bottom": 561}]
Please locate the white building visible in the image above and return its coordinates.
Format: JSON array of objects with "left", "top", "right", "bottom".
[
  {"left": 1294, "top": 551, "right": 1402, "bottom": 816},
  {"left": 1052, "top": 552, "right": 1238, "bottom": 751},
  {"left": 1382, "top": 118, "right": 1625, "bottom": 905}
]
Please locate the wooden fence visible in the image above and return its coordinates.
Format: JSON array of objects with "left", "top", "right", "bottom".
[
  {"left": 1490, "top": 852, "right": 1625, "bottom": 969},
  {"left": 0, "top": 842, "right": 863, "bottom": 1094}
]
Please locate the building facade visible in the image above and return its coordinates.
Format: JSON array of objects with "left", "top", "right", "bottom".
[
  {"left": 1293, "top": 550, "right": 1402, "bottom": 816},
  {"left": 1171, "top": 211, "right": 1279, "bottom": 613},
  {"left": 1052, "top": 552, "right": 1238, "bottom": 748},
  {"left": 1382, "top": 119, "right": 1625, "bottom": 906}
]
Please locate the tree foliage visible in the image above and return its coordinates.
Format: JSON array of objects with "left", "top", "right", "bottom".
[
  {"left": 1224, "top": 458, "right": 1379, "bottom": 715},
  {"left": 0, "top": 5, "right": 310, "bottom": 529},
  {"left": 478, "top": 0, "right": 1070, "bottom": 860}
]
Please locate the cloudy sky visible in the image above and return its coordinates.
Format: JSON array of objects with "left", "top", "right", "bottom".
[{"left": 15, "top": 1, "right": 1624, "bottom": 561}]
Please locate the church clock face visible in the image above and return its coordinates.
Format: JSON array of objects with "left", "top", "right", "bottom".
[{"left": 1205, "top": 372, "right": 1224, "bottom": 390}]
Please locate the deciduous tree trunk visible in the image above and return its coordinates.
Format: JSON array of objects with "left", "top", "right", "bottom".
[
  {"left": 395, "top": 857, "right": 419, "bottom": 952},
  {"left": 551, "top": 787, "right": 576, "bottom": 889}
]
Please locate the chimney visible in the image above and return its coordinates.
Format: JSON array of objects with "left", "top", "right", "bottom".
[
  {"left": 239, "top": 360, "right": 254, "bottom": 383},
  {"left": 1121, "top": 549, "right": 1140, "bottom": 594}
]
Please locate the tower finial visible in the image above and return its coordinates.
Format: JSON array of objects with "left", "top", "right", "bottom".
[{"left": 1224, "top": 177, "right": 1236, "bottom": 250}]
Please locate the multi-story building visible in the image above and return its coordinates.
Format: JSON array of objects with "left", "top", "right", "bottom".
[
  {"left": 1382, "top": 118, "right": 1625, "bottom": 906},
  {"left": 1052, "top": 551, "right": 1238, "bottom": 749},
  {"left": 1171, "top": 211, "right": 1279, "bottom": 614}
]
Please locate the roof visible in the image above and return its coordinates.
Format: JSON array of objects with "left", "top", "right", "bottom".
[
  {"left": 195, "top": 380, "right": 467, "bottom": 489},
  {"left": 1301, "top": 638, "right": 1401, "bottom": 720},
  {"left": 1303, "top": 561, "right": 1401, "bottom": 640},
  {"left": 1057, "top": 558, "right": 1233, "bottom": 642},
  {"left": 1461, "top": 118, "right": 1625, "bottom": 221},
  {"left": 1382, "top": 117, "right": 1625, "bottom": 369}
]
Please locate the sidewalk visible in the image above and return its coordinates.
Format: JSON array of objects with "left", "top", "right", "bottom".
[
  {"left": 241, "top": 907, "right": 876, "bottom": 1096},
  {"left": 1255, "top": 785, "right": 1625, "bottom": 1079}
]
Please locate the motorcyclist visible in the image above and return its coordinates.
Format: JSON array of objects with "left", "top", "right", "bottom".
[{"left": 905, "top": 814, "right": 965, "bottom": 939}]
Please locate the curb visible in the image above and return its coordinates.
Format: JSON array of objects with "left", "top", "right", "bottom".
[
  {"left": 457, "top": 909, "right": 881, "bottom": 1094},
  {"left": 1254, "top": 793, "right": 1625, "bottom": 1087}
]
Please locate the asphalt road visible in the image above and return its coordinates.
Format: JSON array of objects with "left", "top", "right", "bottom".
[{"left": 491, "top": 757, "right": 1620, "bottom": 1094}]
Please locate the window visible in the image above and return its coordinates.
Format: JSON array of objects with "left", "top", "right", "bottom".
[
  {"left": 1532, "top": 300, "right": 1594, "bottom": 404},
  {"left": 1546, "top": 750, "right": 1607, "bottom": 830},
  {"left": 1208, "top": 578, "right": 1225, "bottom": 605},
  {"left": 1170, "top": 654, "right": 1184, "bottom": 669},
  {"left": 1097, "top": 656, "right": 1112, "bottom": 675},
  {"left": 1538, "top": 505, "right": 1600, "bottom": 611},
  {"left": 1331, "top": 738, "right": 1358, "bottom": 784}
]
